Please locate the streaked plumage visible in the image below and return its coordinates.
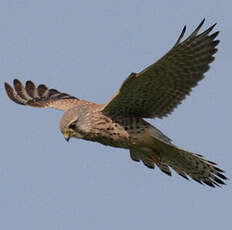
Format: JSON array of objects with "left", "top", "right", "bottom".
[{"left": 5, "top": 20, "right": 227, "bottom": 187}]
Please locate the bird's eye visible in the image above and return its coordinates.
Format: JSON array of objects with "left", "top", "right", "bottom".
[{"left": 69, "top": 123, "right": 76, "bottom": 130}]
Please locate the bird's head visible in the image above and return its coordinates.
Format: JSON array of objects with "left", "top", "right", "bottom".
[{"left": 60, "top": 105, "right": 92, "bottom": 142}]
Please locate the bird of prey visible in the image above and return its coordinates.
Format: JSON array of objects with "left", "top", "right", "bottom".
[{"left": 5, "top": 19, "right": 227, "bottom": 187}]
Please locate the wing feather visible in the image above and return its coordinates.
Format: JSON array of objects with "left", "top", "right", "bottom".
[
  {"left": 101, "top": 20, "right": 219, "bottom": 118},
  {"left": 5, "top": 79, "right": 81, "bottom": 111}
]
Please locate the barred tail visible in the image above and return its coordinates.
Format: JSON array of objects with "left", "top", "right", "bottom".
[{"left": 152, "top": 138, "right": 227, "bottom": 187}]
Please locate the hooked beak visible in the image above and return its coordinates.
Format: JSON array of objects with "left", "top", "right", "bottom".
[{"left": 64, "top": 131, "right": 71, "bottom": 142}]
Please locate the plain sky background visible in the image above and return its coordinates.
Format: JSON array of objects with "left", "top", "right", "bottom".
[{"left": 0, "top": 1, "right": 231, "bottom": 229}]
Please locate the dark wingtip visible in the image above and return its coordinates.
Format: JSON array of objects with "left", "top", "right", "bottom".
[
  {"left": 26, "top": 80, "right": 35, "bottom": 87},
  {"left": 205, "top": 23, "right": 217, "bottom": 35},
  {"left": 190, "top": 19, "right": 205, "bottom": 37},
  {"left": 145, "top": 164, "right": 155, "bottom": 170},
  {"left": 161, "top": 169, "right": 172, "bottom": 176},
  {"left": 178, "top": 173, "right": 189, "bottom": 180},
  {"left": 210, "top": 31, "right": 220, "bottom": 40},
  {"left": 197, "top": 18, "right": 206, "bottom": 31},
  {"left": 200, "top": 18, "right": 206, "bottom": 26},
  {"left": 37, "top": 84, "right": 48, "bottom": 97},
  {"left": 214, "top": 166, "right": 225, "bottom": 173},
  {"left": 4, "top": 82, "right": 14, "bottom": 100},
  {"left": 192, "top": 178, "right": 203, "bottom": 185},
  {"left": 13, "top": 78, "right": 21, "bottom": 87},
  {"left": 214, "top": 177, "right": 226, "bottom": 185},
  {"left": 203, "top": 180, "right": 215, "bottom": 187},
  {"left": 25, "top": 80, "right": 36, "bottom": 97},
  {"left": 4, "top": 80, "right": 25, "bottom": 105},
  {"left": 4, "top": 82, "right": 11, "bottom": 91},
  {"left": 217, "top": 172, "right": 228, "bottom": 180},
  {"left": 211, "top": 22, "right": 217, "bottom": 29},
  {"left": 174, "top": 25, "right": 186, "bottom": 46}
]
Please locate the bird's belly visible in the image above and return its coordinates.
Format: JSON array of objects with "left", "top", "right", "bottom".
[
  {"left": 87, "top": 116, "right": 150, "bottom": 149},
  {"left": 88, "top": 133, "right": 131, "bottom": 149}
]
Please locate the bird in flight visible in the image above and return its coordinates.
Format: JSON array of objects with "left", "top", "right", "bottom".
[{"left": 5, "top": 19, "right": 227, "bottom": 187}]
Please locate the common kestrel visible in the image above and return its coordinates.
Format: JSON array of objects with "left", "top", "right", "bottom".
[{"left": 5, "top": 19, "right": 227, "bottom": 187}]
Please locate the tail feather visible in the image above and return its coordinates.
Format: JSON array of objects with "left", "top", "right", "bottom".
[
  {"left": 130, "top": 150, "right": 172, "bottom": 176},
  {"left": 129, "top": 128, "right": 227, "bottom": 187},
  {"left": 171, "top": 166, "right": 189, "bottom": 180},
  {"left": 154, "top": 139, "right": 227, "bottom": 187},
  {"left": 130, "top": 150, "right": 155, "bottom": 169},
  {"left": 158, "top": 164, "right": 172, "bottom": 176}
]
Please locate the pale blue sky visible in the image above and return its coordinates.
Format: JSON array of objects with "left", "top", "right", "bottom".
[{"left": 0, "top": 1, "right": 231, "bottom": 229}]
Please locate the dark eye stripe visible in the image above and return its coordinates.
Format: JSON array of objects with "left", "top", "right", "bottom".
[{"left": 69, "top": 123, "right": 76, "bottom": 129}]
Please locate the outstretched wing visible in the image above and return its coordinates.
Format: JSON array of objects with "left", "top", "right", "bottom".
[
  {"left": 5, "top": 79, "right": 81, "bottom": 111},
  {"left": 101, "top": 19, "right": 219, "bottom": 118}
]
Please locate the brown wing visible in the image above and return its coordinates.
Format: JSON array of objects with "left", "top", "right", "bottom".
[
  {"left": 5, "top": 79, "right": 81, "bottom": 111},
  {"left": 101, "top": 19, "right": 219, "bottom": 118}
]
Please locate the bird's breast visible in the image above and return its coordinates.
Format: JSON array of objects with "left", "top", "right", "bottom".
[{"left": 84, "top": 114, "right": 149, "bottom": 149}]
